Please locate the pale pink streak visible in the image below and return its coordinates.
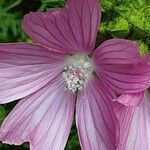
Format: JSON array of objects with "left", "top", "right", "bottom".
[
  {"left": 76, "top": 78, "right": 117, "bottom": 150},
  {"left": 114, "top": 91, "right": 150, "bottom": 150},
  {"left": 0, "top": 76, "right": 75, "bottom": 150},
  {"left": 0, "top": 43, "right": 65, "bottom": 103}
]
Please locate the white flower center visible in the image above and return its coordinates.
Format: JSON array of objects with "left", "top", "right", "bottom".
[{"left": 63, "top": 55, "right": 94, "bottom": 93}]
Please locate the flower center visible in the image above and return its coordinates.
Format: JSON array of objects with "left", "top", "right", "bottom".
[{"left": 63, "top": 55, "right": 94, "bottom": 93}]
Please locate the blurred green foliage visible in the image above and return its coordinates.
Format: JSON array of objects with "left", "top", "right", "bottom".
[
  {"left": 39, "top": 0, "right": 65, "bottom": 11},
  {"left": 0, "top": 0, "right": 150, "bottom": 149},
  {"left": 0, "top": 0, "right": 26, "bottom": 42}
]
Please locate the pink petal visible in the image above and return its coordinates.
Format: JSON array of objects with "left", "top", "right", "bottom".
[
  {"left": 76, "top": 78, "right": 117, "bottom": 150},
  {"left": 0, "top": 43, "right": 65, "bottom": 104},
  {"left": 93, "top": 39, "right": 141, "bottom": 65},
  {"left": 0, "top": 76, "right": 75, "bottom": 150},
  {"left": 142, "top": 52, "right": 150, "bottom": 63},
  {"left": 92, "top": 39, "right": 150, "bottom": 93},
  {"left": 113, "top": 92, "right": 144, "bottom": 106},
  {"left": 94, "top": 63, "right": 150, "bottom": 94},
  {"left": 22, "top": 0, "right": 100, "bottom": 54},
  {"left": 114, "top": 91, "right": 150, "bottom": 150}
]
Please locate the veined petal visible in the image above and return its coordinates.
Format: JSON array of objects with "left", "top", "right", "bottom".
[
  {"left": 93, "top": 39, "right": 141, "bottom": 65},
  {"left": 0, "top": 76, "right": 75, "bottom": 150},
  {"left": 95, "top": 63, "right": 150, "bottom": 94},
  {"left": 22, "top": 0, "right": 100, "bottom": 54},
  {"left": 114, "top": 91, "right": 150, "bottom": 150},
  {"left": 93, "top": 39, "right": 150, "bottom": 93},
  {"left": 76, "top": 78, "right": 117, "bottom": 150},
  {"left": 0, "top": 43, "right": 65, "bottom": 104}
]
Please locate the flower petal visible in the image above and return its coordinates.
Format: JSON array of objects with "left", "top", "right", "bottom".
[
  {"left": 93, "top": 39, "right": 141, "bottom": 65},
  {"left": 0, "top": 76, "right": 75, "bottom": 150},
  {"left": 0, "top": 43, "right": 65, "bottom": 104},
  {"left": 93, "top": 39, "right": 150, "bottom": 93},
  {"left": 94, "top": 63, "right": 150, "bottom": 93},
  {"left": 114, "top": 91, "right": 150, "bottom": 150},
  {"left": 22, "top": 0, "right": 100, "bottom": 54},
  {"left": 142, "top": 52, "right": 150, "bottom": 63},
  {"left": 76, "top": 78, "right": 117, "bottom": 150},
  {"left": 113, "top": 92, "right": 144, "bottom": 106}
]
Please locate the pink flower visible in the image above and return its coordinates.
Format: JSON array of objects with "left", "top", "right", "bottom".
[
  {"left": 113, "top": 53, "right": 150, "bottom": 150},
  {"left": 0, "top": 0, "right": 150, "bottom": 150}
]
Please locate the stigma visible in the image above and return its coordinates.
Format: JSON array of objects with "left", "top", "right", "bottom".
[{"left": 63, "top": 55, "right": 94, "bottom": 93}]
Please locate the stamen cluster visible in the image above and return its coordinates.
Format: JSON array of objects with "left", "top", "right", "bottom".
[{"left": 63, "top": 55, "right": 93, "bottom": 93}]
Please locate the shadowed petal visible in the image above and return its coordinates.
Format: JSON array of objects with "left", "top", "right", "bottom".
[
  {"left": 0, "top": 76, "right": 75, "bottom": 150},
  {"left": 22, "top": 0, "right": 100, "bottom": 54},
  {"left": 76, "top": 78, "right": 117, "bottom": 150},
  {"left": 93, "top": 39, "right": 141, "bottom": 65},
  {"left": 114, "top": 91, "right": 150, "bottom": 150},
  {"left": 0, "top": 43, "right": 65, "bottom": 104}
]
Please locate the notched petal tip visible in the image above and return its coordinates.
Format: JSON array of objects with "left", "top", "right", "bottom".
[
  {"left": 22, "top": 0, "right": 101, "bottom": 54},
  {"left": 93, "top": 39, "right": 150, "bottom": 94}
]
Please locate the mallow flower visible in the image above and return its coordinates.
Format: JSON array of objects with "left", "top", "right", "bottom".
[
  {"left": 113, "top": 52, "right": 150, "bottom": 150},
  {"left": 0, "top": 0, "right": 150, "bottom": 150}
]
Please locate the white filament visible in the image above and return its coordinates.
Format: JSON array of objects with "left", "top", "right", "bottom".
[{"left": 63, "top": 55, "right": 93, "bottom": 93}]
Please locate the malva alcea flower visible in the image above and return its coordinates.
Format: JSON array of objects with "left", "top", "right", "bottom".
[{"left": 0, "top": 0, "right": 150, "bottom": 150}]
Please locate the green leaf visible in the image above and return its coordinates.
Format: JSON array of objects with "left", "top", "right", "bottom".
[
  {"left": 66, "top": 124, "right": 80, "bottom": 150},
  {"left": 99, "top": 17, "right": 130, "bottom": 38},
  {"left": 115, "top": 0, "right": 150, "bottom": 31},
  {"left": 4, "top": 0, "right": 22, "bottom": 11},
  {"left": 108, "top": 17, "right": 130, "bottom": 32},
  {"left": 108, "top": 17, "right": 130, "bottom": 38},
  {"left": 40, "top": 0, "right": 65, "bottom": 11},
  {"left": 101, "top": 0, "right": 116, "bottom": 11},
  {"left": 0, "top": 106, "right": 7, "bottom": 123},
  {"left": 138, "top": 41, "right": 149, "bottom": 55},
  {"left": 0, "top": 0, "right": 26, "bottom": 42},
  {"left": 99, "top": 22, "right": 108, "bottom": 33}
]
